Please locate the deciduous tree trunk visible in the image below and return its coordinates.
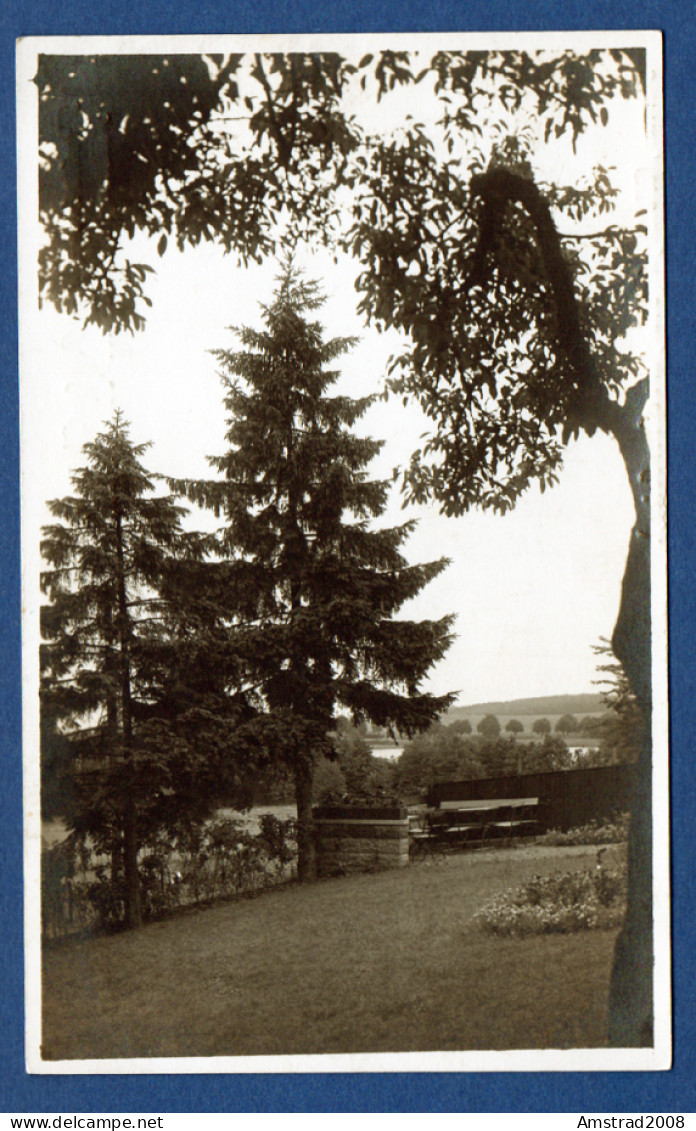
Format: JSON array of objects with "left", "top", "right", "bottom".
[
  {"left": 605, "top": 390, "right": 653, "bottom": 1047},
  {"left": 468, "top": 169, "right": 656, "bottom": 1046}
]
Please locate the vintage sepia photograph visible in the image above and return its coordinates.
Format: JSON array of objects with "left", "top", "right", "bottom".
[{"left": 17, "top": 31, "right": 668, "bottom": 1073}]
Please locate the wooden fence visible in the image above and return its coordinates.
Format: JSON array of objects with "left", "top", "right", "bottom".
[{"left": 427, "top": 762, "right": 637, "bottom": 831}]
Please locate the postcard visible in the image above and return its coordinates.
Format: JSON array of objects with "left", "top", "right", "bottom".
[{"left": 17, "top": 30, "right": 669, "bottom": 1074}]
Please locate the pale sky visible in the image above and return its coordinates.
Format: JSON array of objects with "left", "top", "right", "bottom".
[{"left": 19, "top": 37, "right": 660, "bottom": 707}]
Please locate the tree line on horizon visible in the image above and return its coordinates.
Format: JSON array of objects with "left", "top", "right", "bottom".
[{"left": 311, "top": 677, "right": 641, "bottom": 803}]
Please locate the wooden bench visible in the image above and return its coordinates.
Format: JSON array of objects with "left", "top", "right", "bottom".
[{"left": 408, "top": 798, "right": 539, "bottom": 860}]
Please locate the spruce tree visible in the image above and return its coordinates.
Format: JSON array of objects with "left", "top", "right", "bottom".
[
  {"left": 40, "top": 413, "right": 227, "bottom": 927},
  {"left": 176, "top": 266, "right": 456, "bottom": 880}
]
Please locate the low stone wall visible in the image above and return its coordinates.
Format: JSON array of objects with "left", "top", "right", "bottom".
[{"left": 312, "top": 806, "right": 410, "bottom": 877}]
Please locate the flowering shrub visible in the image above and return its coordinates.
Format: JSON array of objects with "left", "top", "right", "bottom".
[
  {"left": 147, "top": 815, "right": 297, "bottom": 910},
  {"left": 536, "top": 812, "right": 629, "bottom": 847},
  {"left": 42, "top": 813, "right": 298, "bottom": 936},
  {"left": 473, "top": 851, "right": 627, "bottom": 936}
]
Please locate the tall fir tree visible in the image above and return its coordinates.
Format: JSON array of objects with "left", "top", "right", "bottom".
[
  {"left": 40, "top": 413, "right": 242, "bottom": 928},
  {"left": 174, "top": 265, "right": 456, "bottom": 879}
]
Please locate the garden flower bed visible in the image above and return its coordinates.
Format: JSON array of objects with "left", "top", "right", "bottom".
[{"left": 472, "top": 847, "right": 627, "bottom": 936}]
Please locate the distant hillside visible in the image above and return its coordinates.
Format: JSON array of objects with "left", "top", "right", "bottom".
[{"left": 444, "top": 693, "right": 604, "bottom": 722}]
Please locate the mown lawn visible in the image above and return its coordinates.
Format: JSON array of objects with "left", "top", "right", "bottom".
[{"left": 41, "top": 844, "right": 619, "bottom": 1060}]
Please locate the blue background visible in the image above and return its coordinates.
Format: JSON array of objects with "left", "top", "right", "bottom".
[{"left": 2, "top": 0, "right": 693, "bottom": 1114}]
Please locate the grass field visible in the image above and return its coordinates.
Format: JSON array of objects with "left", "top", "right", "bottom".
[{"left": 41, "top": 843, "right": 619, "bottom": 1060}]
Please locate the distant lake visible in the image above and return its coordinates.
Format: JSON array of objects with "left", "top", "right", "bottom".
[{"left": 370, "top": 746, "right": 403, "bottom": 762}]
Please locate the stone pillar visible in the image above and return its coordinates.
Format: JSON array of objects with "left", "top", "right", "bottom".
[{"left": 313, "top": 806, "right": 410, "bottom": 877}]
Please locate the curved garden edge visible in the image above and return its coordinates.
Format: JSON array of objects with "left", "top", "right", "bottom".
[{"left": 42, "top": 842, "right": 625, "bottom": 1060}]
